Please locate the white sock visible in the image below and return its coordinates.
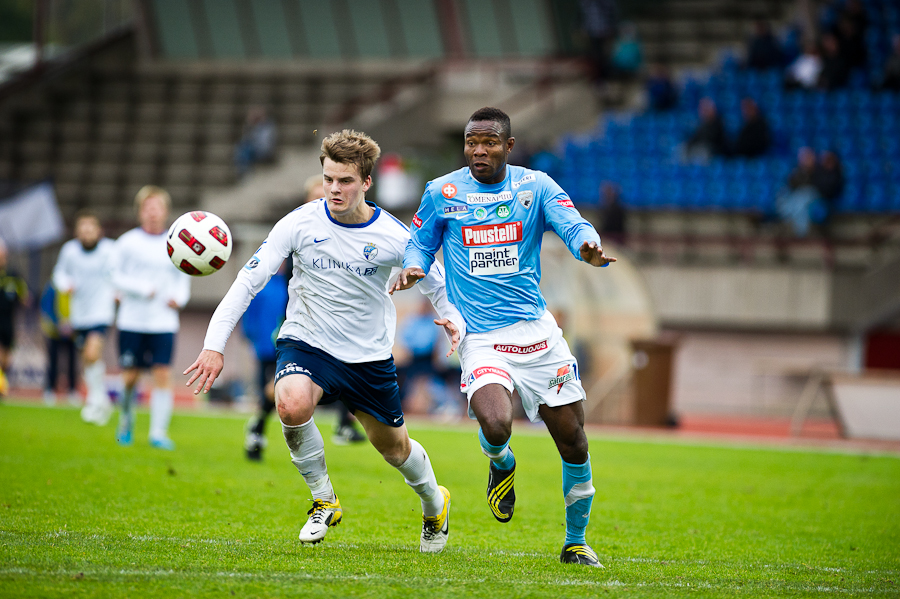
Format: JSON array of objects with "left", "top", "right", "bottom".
[
  {"left": 83, "top": 361, "right": 107, "bottom": 409},
  {"left": 282, "top": 418, "right": 335, "bottom": 502},
  {"left": 396, "top": 439, "right": 444, "bottom": 517},
  {"left": 149, "top": 388, "right": 173, "bottom": 440}
]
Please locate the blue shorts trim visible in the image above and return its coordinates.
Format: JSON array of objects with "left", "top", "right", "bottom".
[
  {"left": 118, "top": 331, "right": 175, "bottom": 369},
  {"left": 74, "top": 325, "right": 107, "bottom": 350},
  {"left": 275, "top": 338, "right": 404, "bottom": 428}
]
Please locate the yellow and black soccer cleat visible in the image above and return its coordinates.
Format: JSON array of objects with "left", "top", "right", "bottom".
[
  {"left": 560, "top": 543, "right": 604, "bottom": 567},
  {"left": 486, "top": 451, "right": 516, "bottom": 523},
  {"left": 299, "top": 497, "right": 342, "bottom": 544}
]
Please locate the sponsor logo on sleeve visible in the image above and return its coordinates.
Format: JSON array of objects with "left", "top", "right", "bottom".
[
  {"left": 548, "top": 363, "right": 579, "bottom": 393},
  {"left": 244, "top": 256, "right": 260, "bottom": 271},
  {"left": 511, "top": 173, "right": 535, "bottom": 189},
  {"left": 493, "top": 340, "right": 548, "bottom": 355},
  {"left": 496, "top": 205, "right": 511, "bottom": 218},
  {"left": 462, "top": 222, "right": 523, "bottom": 247},
  {"left": 466, "top": 191, "right": 513, "bottom": 205},
  {"left": 557, "top": 198, "right": 576, "bottom": 208},
  {"left": 516, "top": 190, "right": 533, "bottom": 209},
  {"left": 444, "top": 205, "right": 468, "bottom": 218},
  {"left": 412, "top": 213, "right": 423, "bottom": 228},
  {"left": 469, "top": 246, "right": 519, "bottom": 275},
  {"left": 363, "top": 242, "right": 378, "bottom": 261},
  {"left": 442, "top": 183, "right": 457, "bottom": 199}
]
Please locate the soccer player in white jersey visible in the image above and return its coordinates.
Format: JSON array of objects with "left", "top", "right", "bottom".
[
  {"left": 185, "top": 130, "right": 462, "bottom": 553},
  {"left": 111, "top": 186, "right": 191, "bottom": 450},
  {"left": 51, "top": 211, "right": 116, "bottom": 425},
  {"left": 392, "top": 107, "right": 616, "bottom": 567}
]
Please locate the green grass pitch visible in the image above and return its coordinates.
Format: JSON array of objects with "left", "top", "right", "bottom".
[{"left": 1, "top": 402, "right": 898, "bottom": 598}]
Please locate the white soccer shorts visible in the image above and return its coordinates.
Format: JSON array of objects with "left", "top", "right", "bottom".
[{"left": 458, "top": 311, "right": 586, "bottom": 423}]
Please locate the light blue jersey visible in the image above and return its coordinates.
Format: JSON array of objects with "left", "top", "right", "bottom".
[{"left": 404, "top": 165, "right": 602, "bottom": 334}]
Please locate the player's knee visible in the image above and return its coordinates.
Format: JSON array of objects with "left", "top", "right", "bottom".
[
  {"left": 375, "top": 436, "right": 410, "bottom": 468},
  {"left": 275, "top": 391, "right": 314, "bottom": 425},
  {"left": 559, "top": 434, "right": 589, "bottom": 464},
  {"left": 480, "top": 419, "right": 512, "bottom": 446}
]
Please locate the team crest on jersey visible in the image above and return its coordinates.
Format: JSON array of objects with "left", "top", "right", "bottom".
[
  {"left": 516, "top": 190, "right": 534, "bottom": 209},
  {"left": 548, "top": 363, "right": 579, "bottom": 393},
  {"left": 442, "top": 183, "right": 457, "bottom": 199},
  {"left": 363, "top": 242, "right": 378, "bottom": 261},
  {"left": 511, "top": 173, "right": 535, "bottom": 189}
]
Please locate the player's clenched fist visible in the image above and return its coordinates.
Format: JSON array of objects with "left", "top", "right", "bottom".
[{"left": 184, "top": 349, "right": 224, "bottom": 395}]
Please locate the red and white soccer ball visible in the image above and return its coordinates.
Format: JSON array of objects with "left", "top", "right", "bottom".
[{"left": 167, "top": 211, "right": 232, "bottom": 276}]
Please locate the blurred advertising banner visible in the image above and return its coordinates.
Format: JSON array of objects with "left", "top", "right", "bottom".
[{"left": 0, "top": 181, "right": 64, "bottom": 250}]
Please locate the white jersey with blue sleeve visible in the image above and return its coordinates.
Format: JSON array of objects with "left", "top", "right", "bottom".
[{"left": 404, "top": 165, "right": 602, "bottom": 334}]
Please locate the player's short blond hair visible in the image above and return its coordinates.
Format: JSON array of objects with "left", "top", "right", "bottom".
[
  {"left": 319, "top": 129, "right": 381, "bottom": 180},
  {"left": 134, "top": 185, "right": 171, "bottom": 213}
]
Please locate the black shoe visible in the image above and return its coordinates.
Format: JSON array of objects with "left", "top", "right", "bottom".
[
  {"left": 560, "top": 543, "right": 604, "bottom": 568},
  {"left": 486, "top": 451, "right": 515, "bottom": 523},
  {"left": 244, "top": 432, "right": 264, "bottom": 461}
]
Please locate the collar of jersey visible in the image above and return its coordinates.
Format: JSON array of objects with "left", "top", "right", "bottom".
[
  {"left": 324, "top": 200, "right": 381, "bottom": 228},
  {"left": 465, "top": 166, "right": 511, "bottom": 190}
]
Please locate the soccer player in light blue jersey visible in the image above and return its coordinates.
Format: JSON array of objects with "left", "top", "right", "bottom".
[{"left": 392, "top": 107, "right": 615, "bottom": 567}]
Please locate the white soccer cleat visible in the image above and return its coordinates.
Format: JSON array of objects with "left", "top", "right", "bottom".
[
  {"left": 299, "top": 497, "right": 342, "bottom": 544},
  {"left": 420, "top": 486, "right": 451, "bottom": 553}
]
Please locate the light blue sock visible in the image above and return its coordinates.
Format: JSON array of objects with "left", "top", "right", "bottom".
[
  {"left": 478, "top": 428, "right": 516, "bottom": 471},
  {"left": 562, "top": 455, "right": 595, "bottom": 545}
]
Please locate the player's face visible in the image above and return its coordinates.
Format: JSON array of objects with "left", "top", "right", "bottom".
[
  {"left": 75, "top": 217, "right": 101, "bottom": 249},
  {"left": 464, "top": 120, "right": 515, "bottom": 184},
  {"left": 139, "top": 194, "right": 168, "bottom": 235},
  {"left": 322, "top": 158, "right": 372, "bottom": 223}
]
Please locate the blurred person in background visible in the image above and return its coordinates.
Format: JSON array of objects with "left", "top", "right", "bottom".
[
  {"left": 39, "top": 282, "right": 77, "bottom": 406},
  {"left": 597, "top": 181, "right": 626, "bottom": 242},
  {"left": 777, "top": 147, "right": 820, "bottom": 237},
  {"left": 51, "top": 211, "right": 116, "bottom": 424},
  {"left": 732, "top": 98, "right": 771, "bottom": 158},
  {"left": 684, "top": 97, "right": 728, "bottom": 161},
  {"left": 397, "top": 298, "right": 457, "bottom": 418},
  {"left": 811, "top": 149, "right": 845, "bottom": 228},
  {"left": 111, "top": 186, "right": 191, "bottom": 450},
  {"left": 818, "top": 33, "right": 850, "bottom": 90},
  {"left": 645, "top": 64, "right": 678, "bottom": 111},
  {"left": 877, "top": 34, "right": 900, "bottom": 91},
  {"left": 578, "top": 0, "right": 618, "bottom": 84},
  {"left": 610, "top": 23, "right": 642, "bottom": 79},
  {"left": 235, "top": 106, "right": 277, "bottom": 178},
  {"left": 784, "top": 43, "right": 823, "bottom": 89},
  {"left": 836, "top": 16, "right": 866, "bottom": 69},
  {"left": 745, "top": 20, "right": 784, "bottom": 70},
  {"left": 0, "top": 238, "right": 28, "bottom": 397}
]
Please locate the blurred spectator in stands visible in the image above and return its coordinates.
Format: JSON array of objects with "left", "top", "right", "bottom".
[
  {"left": 396, "top": 299, "right": 456, "bottom": 418},
  {"left": 836, "top": 16, "right": 866, "bottom": 69},
  {"left": 838, "top": 0, "right": 868, "bottom": 38},
  {"left": 811, "top": 149, "right": 844, "bottom": 224},
  {"left": 646, "top": 64, "right": 678, "bottom": 111},
  {"left": 877, "top": 34, "right": 900, "bottom": 91},
  {"left": 746, "top": 20, "right": 784, "bottom": 69},
  {"left": 684, "top": 98, "right": 727, "bottom": 161},
  {"left": 597, "top": 182, "right": 626, "bottom": 240},
  {"left": 818, "top": 33, "right": 850, "bottom": 90},
  {"left": 234, "top": 106, "right": 277, "bottom": 178},
  {"left": 777, "top": 147, "right": 820, "bottom": 237},
  {"left": 610, "top": 23, "right": 642, "bottom": 79},
  {"left": 732, "top": 98, "right": 771, "bottom": 158},
  {"left": 529, "top": 146, "right": 559, "bottom": 175},
  {"left": 578, "top": 0, "right": 618, "bottom": 84},
  {"left": 784, "top": 43, "right": 823, "bottom": 89},
  {"left": 40, "top": 282, "right": 77, "bottom": 406}
]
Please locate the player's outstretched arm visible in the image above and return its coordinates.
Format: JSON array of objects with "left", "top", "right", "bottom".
[
  {"left": 433, "top": 318, "right": 460, "bottom": 356},
  {"left": 184, "top": 349, "right": 224, "bottom": 395},
  {"left": 580, "top": 241, "right": 617, "bottom": 267},
  {"left": 388, "top": 267, "right": 426, "bottom": 294}
]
